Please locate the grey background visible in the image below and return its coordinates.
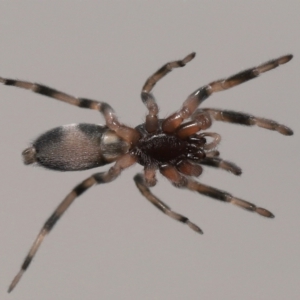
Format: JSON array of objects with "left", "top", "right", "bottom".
[{"left": 0, "top": 1, "right": 299, "bottom": 300}]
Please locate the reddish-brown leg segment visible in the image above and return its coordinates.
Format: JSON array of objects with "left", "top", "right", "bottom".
[
  {"left": 175, "top": 110, "right": 212, "bottom": 139},
  {"left": 176, "top": 160, "right": 203, "bottom": 177}
]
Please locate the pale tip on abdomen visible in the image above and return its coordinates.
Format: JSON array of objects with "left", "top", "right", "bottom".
[{"left": 22, "top": 146, "right": 37, "bottom": 165}]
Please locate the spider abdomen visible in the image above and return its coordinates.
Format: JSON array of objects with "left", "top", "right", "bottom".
[{"left": 23, "top": 124, "right": 130, "bottom": 171}]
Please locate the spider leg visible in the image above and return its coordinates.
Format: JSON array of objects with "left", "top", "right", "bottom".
[
  {"left": 142, "top": 52, "right": 196, "bottom": 94},
  {"left": 197, "top": 132, "right": 221, "bottom": 150},
  {"left": 0, "top": 77, "right": 139, "bottom": 144},
  {"left": 175, "top": 110, "right": 212, "bottom": 139},
  {"left": 200, "top": 108, "right": 293, "bottom": 135},
  {"left": 141, "top": 52, "right": 196, "bottom": 133},
  {"left": 160, "top": 164, "right": 274, "bottom": 218},
  {"left": 144, "top": 166, "right": 158, "bottom": 187},
  {"left": 205, "top": 150, "right": 220, "bottom": 157},
  {"left": 162, "top": 54, "right": 293, "bottom": 133},
  {"left": 199, "top": 157, "right": 242, "bottom": 175},
  {"left": 186, "top": 179, "right": 274, "bottom": 217},
  {"left": 141, "top": 93, "right": 159, "bottom": 133},
  {"left": 8, "top": 153, "right": 136, "bottom": 293},
  {"left": 176, "top": 160, "right": 203, "bottom": 177},
  {"left": 134, "top": 173, "right": 203, "bottom": 234}
]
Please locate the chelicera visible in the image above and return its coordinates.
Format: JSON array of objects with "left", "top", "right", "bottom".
[{"left": 0, "top": 52, "right": 293, "bottom": 292}]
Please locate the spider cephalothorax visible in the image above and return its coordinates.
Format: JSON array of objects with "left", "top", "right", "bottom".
[
  {"left": 133, "top": 120, "right": 207, "bottom": 168},
  {"left": 0, "top": 52, "right": 293, "bottom": 292}
]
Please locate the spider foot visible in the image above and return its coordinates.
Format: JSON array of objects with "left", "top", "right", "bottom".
[
  {"left": 229, "top": 197, "right": 274, "bottom": 218},
  {"left": 8, "top": 270, "right": 24, "bottom": 293}
]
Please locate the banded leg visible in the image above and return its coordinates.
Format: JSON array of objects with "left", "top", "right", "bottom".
[
  {"left": 141, "top": 52, "right": 196, "bottom": 133},
  {"left": 162, "top": 54, "right": 293, "bottom": 133},
  {"left": 0, "top": 77, "right": 139, "bottom": 144},
  {"left": 160, "top": 164, "right": 274, "bottom": 218},
  {"left": 199, "top": 157, "right": 242, "bottom": 175},
  {"left": 187, "top": 179, "right": 274, "bottom": 217},
  {"left": 134, "top": 173, "right": 203, "bottom": 234},
  {"left": 8, "top": 153, "right": 137, "bottom": 293},
  {"left": 142, "top": 52, "right": 196, "bottom": 94},
  {"left": 201, "top": 108, "right": 293, "bottom": 136}
]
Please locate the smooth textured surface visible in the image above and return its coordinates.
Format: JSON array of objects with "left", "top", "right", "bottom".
[{"left": 0, "top": 2, "right": 299, "bottom": 299}]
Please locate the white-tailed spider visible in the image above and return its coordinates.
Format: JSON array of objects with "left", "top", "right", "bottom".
[{"left": 0, "top": 52, "right": 293, "bottom": 292}]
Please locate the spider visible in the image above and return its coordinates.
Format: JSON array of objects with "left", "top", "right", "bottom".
[{"left": 1, "top": 52, "right": 293, "bottom": 292}]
